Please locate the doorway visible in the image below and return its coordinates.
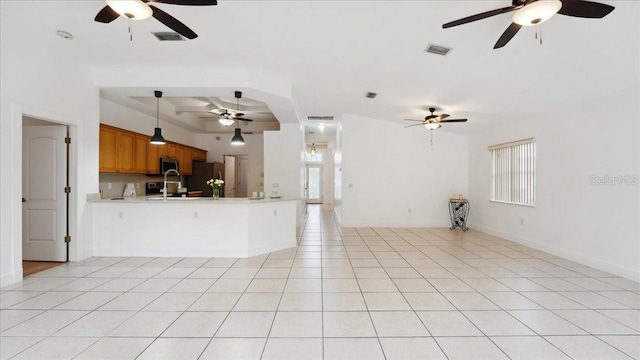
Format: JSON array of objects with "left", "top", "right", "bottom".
[
  {"left": 22, "top": 118, "right": 69, "bottom": 266},
  {"left": 224, "top": 155, "right": 248, "bottom": 198},
  {"left": 306, "top": 164, "right": 323, "bottom": 204}
]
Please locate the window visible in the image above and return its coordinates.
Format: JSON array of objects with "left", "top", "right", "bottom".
[
  {"left": 489, "top": 138, "right": 536, "bottom": 206},
  {"left": 305, "top": 152, "right": 323, "bottom": 163}
]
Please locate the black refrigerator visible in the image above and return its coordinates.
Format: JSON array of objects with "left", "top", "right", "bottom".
[{"left": 187, "top": 161, "right": 225, "bottom": 197}]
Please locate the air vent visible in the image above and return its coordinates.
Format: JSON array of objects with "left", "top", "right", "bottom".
[
  {"left": 307, "top": 116, "right": 334, "bottom": 121},
  {"left": 152, "top": 32, "right": 185, "bottom": 41},
  {"left": 307, "top": 131, "right": 315, "bottom": 134},
  {"left": 425, "top": 44, "right": 452, "bottom": 56},
  {"left": 365, "top": 92, "right": 378, "bottom": 99}
]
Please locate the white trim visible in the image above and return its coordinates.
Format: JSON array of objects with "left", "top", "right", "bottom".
[{"left": 470, "top": 222, "right": 640, "bottom": 282}]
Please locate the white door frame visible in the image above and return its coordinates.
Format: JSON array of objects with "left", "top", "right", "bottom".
[{"left": 4, "top": 103, "right": 79, "bottom": 285}]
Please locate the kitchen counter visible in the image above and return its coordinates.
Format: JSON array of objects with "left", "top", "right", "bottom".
[
  {"left": 89, "top": 196, "right": 291, "bottom": 203},
  {"left": 88, "top": 197, "right": 298, "bottom": 258}
]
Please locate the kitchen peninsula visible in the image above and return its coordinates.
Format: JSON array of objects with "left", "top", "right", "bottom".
[{"left": 88, "top": 197, "right": 297, "bottom": 258}]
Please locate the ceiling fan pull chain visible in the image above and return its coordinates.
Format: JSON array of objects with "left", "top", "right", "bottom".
[
  {"left": 430, "top": 131, "right": 434, "bottom": 146},
  {"left": 129, "top": 18, "right": 133, "bottom": 41},
  {"left": 540, "top": 26, "right": 543, "bottom": 45}
]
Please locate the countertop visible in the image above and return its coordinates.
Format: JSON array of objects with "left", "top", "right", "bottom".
[{"left": 88, "top": 196, "right": 293, "bottom": 204}]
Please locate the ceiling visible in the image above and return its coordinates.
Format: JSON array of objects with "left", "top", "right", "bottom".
[{"left": 2, "top": 1, "right": 637, "bottom": 137}]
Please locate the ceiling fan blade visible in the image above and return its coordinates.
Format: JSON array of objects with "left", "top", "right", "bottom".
[
  {"left": 443, "top": 5, "right": 518, "bottom": 28},
  {"left": 404, "top": 119, "right": 424, "bottom": 122},
  {"left": 439, "top": 119, "right": 468, "bottom": 123},
  {"left": 152, "top": 0, "right": 217, "bottom": 5},
  {"left": 494, "top": 22, "right": 522, "bottom": 49},
  {"left": 558, "top": 0, "right": 614, "bottom": 18},
  {"left": 151, "top": 5, "right": 198, "bottom": 39},
  {"left": 235, "top": 118, "right": 254, "bottom": 122},
  {"left": 95, "top": 5, "right": 120, "bottom": 23},
  {"left": 438, "top": 114, "right": 450, "bottom": 120},
  {"left": 404, "top": 123, "right": 426, "bottom": 128}
]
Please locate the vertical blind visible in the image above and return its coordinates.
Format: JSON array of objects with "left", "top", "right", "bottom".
[{"left": 488, "top": 138, "right": 536, "bottom": 206}]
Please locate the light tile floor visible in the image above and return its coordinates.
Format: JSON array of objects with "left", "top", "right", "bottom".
[{"left": 1, "top": 205, "right": 639, "bottom": 359}]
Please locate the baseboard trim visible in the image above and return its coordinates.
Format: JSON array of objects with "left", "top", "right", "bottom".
[
  {"left": 470, "top": 223, "right": 640, "bottom": 282},
  {"left": 340, "top": 222, "right": 452, "bottom": 228}
]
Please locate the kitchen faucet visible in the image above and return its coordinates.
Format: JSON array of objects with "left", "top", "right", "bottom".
[{"left": 163, "top": 169, "right": 181, "bottom": 201}]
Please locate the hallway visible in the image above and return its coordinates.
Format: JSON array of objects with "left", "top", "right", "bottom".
[{"left": 0, "top": 205, "right": 638, "bottom": 359}]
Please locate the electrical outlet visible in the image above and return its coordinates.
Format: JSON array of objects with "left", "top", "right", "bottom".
[
  {"left": 108, "top": 183, "right": 112, "bottom": 189},
  {"left": 408, "top": 208, "right": 412, "bottom": 213},
  {"left": 274, "top": 209, "right": 278, "bottom": 216},
  {"left": 520, "top": 218, "right": 524, "bottom": 225},
  {"left": 194, "top": 211, "right": 198, "bottom": 219},
  {"left": 348, "top": 183, "right": 353, "bottom": 188},
  {"left": 118, "top": 211, "right": 123, "bottom": 219}
]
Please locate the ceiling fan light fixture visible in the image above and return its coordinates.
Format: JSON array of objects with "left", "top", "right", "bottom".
[
  {"left": 310, "top": 143, "right": 317, "bottom": 155},
  {"left": 424, "top": 122, "right": 441, "bottom": 130},
  {"left": 512, "top": 0, "right": 562, "bottom": 26},
  {"left": 105, "top": 0, "right": 152, "bottom": 20},
  {"left": 218, "top": 118, "right": 235, "bottom": 126},
  {"left": 231, "top": 128, "right": 245, "bottom": 146}
]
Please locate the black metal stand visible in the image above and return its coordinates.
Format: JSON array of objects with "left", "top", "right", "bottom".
[{"left": 449, "top": 199, "right": 469, "bottom": 232}]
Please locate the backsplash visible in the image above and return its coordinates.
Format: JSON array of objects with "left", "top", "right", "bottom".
[{"left": 99, "top": 173, "right": 183, "bottom": 198}]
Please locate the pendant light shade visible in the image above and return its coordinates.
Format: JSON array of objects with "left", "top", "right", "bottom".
[
  {"left": 231, "top": 127, "right": 245, "bottom": 146},
  {"left": 150, "top": 90, "right": 166, "bottom": 145}
]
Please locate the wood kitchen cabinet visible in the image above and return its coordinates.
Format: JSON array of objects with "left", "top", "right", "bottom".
[
  {"left": 99, "top": 124, "right": 137, "bottom": 173},
  {"left": 99, "top": 124, "right": 207, "bottom": 175},
  {"left": 134, "top": 135, "right": 149, "bottom": 173},
  {"left": 147, "top": 143, "right": 160, "bottom": 174},
  {"left": 192, "top": 148, "right": 207, "bottom": 161},
  {"left": 99, "top": 126, "right": 118, "bottom": 172}
]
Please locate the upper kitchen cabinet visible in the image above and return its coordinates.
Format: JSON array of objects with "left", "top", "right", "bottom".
[
  {"left": 192, "top": 148, "right": 207, "bottom": 162},
  {"left": 99, "top": 125, "right": 117, "bottom": 172},
  {"left": 99, "top": 124, "right": 136, "bottom": 173},
  {"left": 99, "top": 124, "right": 206, "bottom": 175},
  {"left": 134, "top": 135, "right": 149, "bottom": 173}
]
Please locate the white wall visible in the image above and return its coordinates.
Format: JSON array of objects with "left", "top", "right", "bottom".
[
  {"left": 264, "top": 124, "right": 306, "bottom": 225},
  {"left": 468, "top": 87, "right": 640, "bottom": 281},
  {"left": 195, "top": 133, "right": 265, "bottom": 194},
  {"left": 340, "top": 114, "right": 468, "bottom": 227},
  {"left": 100, "top": 98, "right": 196, "bottom": 146},
  {"left": 1, "top": 3, "right": 99, "bottom": 286}
]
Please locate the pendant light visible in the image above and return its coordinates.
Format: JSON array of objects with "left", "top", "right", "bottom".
[
  {"left": 310, "top": 143, "right": 317, "bottom": 155},
  {"left": 512, "top": 0, "right": 562, "bottom": 26},
  {"left": 231, "top": 125, "right": 245, "bottom": 146},
  {"left": 105, "top": 0, "right": 152, "bottom": 20},
  {"left": 150, "top": 90, "right": 166, "bottom": 145}
]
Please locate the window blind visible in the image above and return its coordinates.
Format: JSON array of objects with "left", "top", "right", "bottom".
[{"left": 489, "top": 138, "right": 536, "bottom": 206}]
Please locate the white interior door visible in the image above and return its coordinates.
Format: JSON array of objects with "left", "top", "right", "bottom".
[
  {"left": 22, "top": 125, "right": 67, "bottom": 261},
  {"left": 306, "top": 165, "right": 323, "bottom": 204},
  {"left": 236, "top": 156, "right": 249, "bottom": 197},
  {"left": 224, "top": 155, "right": 236, "bottom": 198}
]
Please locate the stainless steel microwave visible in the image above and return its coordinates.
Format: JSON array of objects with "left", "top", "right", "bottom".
[{"left": 160, "top": 158, "right": 179, "bottom": 175}]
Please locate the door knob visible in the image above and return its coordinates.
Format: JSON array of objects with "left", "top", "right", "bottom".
[{"left": 22, "top": 197, "right": 26, "bottom": 203}]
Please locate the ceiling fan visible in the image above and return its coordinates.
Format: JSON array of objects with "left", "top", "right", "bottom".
[
  {"left": 229, "top": 91, "right": 255, "bottom": 123},
  {"left": 94, "top": 0, "right": 217, "bottom": 40},
  {"left": 405, "top": 108, "right": 467, "bottom": 130},
  {"left": 442, "top": 0, "right": 615, "bottom": 49}
]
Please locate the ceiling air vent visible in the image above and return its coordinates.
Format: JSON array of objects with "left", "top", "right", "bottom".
[
  {"left": 365, "top": 92, "right": 377, "bottom": 99},
  {"left": 307, "top": 116, "right": 334, "bottom": 121},
  {"left": 153, "top": 32, "right": 185, "bottom": 41},
  {"left": 425, "top": 44, "right": 452, "bottom": 56}
]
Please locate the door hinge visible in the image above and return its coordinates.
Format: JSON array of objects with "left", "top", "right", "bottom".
[
  {"left": 64, "top": 186, "right": 71, "bottom": 193},
  {"left": 64, "top": 235, "right": 71, "bottom": 243},
  {"left": 65, "top": 137, "right": 71, "bottom": 144}
]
